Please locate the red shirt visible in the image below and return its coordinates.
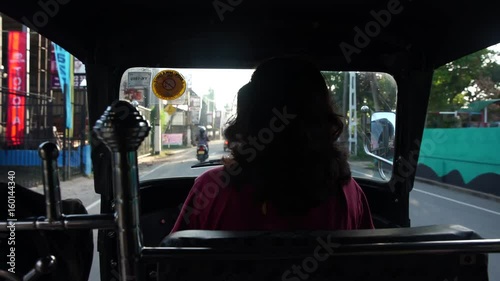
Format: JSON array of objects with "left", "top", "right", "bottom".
[{"left": 171, "top": 166, "right": 374, "bottom": 233}]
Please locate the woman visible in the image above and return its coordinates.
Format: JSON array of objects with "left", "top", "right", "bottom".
[{"left": 171, "top": 56, "right": 374, "bottom": 232}]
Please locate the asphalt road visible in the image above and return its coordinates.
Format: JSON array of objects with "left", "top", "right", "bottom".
[{"left": 73, "top": 141, "right": 500, "bottom": 280}]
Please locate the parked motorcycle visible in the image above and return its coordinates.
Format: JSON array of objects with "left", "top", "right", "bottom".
[{"left": 196, "top": 144, "right": 209, "bottom": 163}]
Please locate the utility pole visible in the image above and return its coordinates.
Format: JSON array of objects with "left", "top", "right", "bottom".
[
  {"left": 348, "top": 72, "right": 357, "bottom": 156},
  {"left": 186, "top": 89, "right": 191, "bottom": 146},
  {"left": 153, "top": 95, "right": 161, "bottom": 154},
  {"left": 342, "top": 72, "right": 349, "bottom": 145}
]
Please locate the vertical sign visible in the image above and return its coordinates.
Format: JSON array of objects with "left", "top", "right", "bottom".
[
  {"left": 50, "top": 44, "right": 60, "bottom": 88},
  {"left": 6, "top": 31, "right": 27, "bottom": 146},
  {"left": 52, "top": 42, "right": 73, "bottom": 130}
]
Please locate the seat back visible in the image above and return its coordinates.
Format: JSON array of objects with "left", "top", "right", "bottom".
[
  {"left": 156, "top": 225, "right": 489, "bottom": 281},
  {"left": 0, "top": 183, "right": 93, "bottom": 281}
]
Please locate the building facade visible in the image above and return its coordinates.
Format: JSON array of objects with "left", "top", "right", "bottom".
[{"left": 0, "top": 14, "right": 90, "bottom": 186}]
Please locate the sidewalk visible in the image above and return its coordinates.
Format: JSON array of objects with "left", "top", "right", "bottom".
[
  {"left": 137, "top": 146, "right": 192, "bottom": 168},
  {"left": 31, "top": 174, "right": 98, "bottom": 205},
  {"left": 32, "top": 147, "right": 192, "bottom": 194}
]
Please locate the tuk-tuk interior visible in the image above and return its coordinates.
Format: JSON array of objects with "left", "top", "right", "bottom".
[{"left": 0, "top": 0, "right": 499, "bottom": 280}]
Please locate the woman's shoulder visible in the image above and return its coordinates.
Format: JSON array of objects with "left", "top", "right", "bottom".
[
  {"left": 194, "top": 165, "right": 234, "bottom": 189},
  {"left": 340, "top": 177, "right": 365, "bottom": 197},
  {"left": 195, "top": 165, "right": 224, "bottom": 182}
]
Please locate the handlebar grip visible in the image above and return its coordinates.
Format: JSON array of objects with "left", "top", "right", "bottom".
[
  {"left": 22, "top": 255, "right": 57, "bottom": 281},
  {"left": 38, "top": 142, "right": 63, "bottom": 221}
]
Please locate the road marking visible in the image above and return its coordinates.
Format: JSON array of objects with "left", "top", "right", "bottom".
[
  {"left": 141, "top": 161, "right": 171, "bottom": 178},
  {"left": 86, "top": 199, "right": 101, "bottom": 211},
  {"left": 352, "top": 169, "right": 500, "bottom": 216},
  {"left": 140, "top": 150, "right": 193, "bottom": 178},
  {"left": 413, "top": 188, "right": 500, "bottom": 216}
]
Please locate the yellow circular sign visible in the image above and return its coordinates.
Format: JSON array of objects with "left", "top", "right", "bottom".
[{"left": 152, "top": 70, "right": 186, "bottom": 100}]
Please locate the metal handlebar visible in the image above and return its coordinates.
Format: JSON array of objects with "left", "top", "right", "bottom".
[
  {"left": 0, "top": 256, "right": 56, "bottom": 281},
  {"left": 93, "top": 100, "right": 151, "bottom": 281},
  {"left": 38, "top": 142, "right": 63, "bottom": 222},
  {"left": 22, "top": 256, "right": 57, "bottom": 281}
]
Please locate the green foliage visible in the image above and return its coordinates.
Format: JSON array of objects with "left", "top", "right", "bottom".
[
  {"left": 322, "top": 71, "right": 397, "bottom": 114},
  {"left": 429, "top": 48, "right": 500, "bottom": 112},
  {"left": 425, "top": 114, "right": 462, "bottom": 128},
  {"left": 150, "top": 105, "right": 168, "bottom": 133}
]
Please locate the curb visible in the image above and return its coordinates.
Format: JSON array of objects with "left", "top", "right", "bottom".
[
  {"left": 137, "top": 147, "right": 192, "bottom": 165},
  {"left": 414, "top": 176, "right": 500, "bottom": 203}
]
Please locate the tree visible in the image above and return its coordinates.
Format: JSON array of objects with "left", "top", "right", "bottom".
[
  {"left": 428, "top": 48, "right": 500, "bottom": 112},
  {"left": 324, "top": 71, "right": 397, "bottom": 113}
]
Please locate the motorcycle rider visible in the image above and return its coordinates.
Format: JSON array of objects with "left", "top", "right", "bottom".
[{"left": 195, "top": 126, "right": 210, "bottom": 153}]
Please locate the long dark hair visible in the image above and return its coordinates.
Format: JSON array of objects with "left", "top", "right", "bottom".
[{"left": 223, "top": 56, "right": 351, "bottom": 216}]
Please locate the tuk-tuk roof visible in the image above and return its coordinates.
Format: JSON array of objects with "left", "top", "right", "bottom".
[{"left": 0, "top": 0, "right": 499, "bottom": 70}]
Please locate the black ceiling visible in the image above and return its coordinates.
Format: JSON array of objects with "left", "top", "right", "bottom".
[{"left": 1, "top": 0, "right": 499, "bottom": 70}]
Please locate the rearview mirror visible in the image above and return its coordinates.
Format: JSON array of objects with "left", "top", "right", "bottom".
[{"left": 360, "top": 106, "right": 395, "bottom": 180}]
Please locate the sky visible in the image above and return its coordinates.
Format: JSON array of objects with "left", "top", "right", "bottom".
[
  {"left": 488, "top": 42, "right": 500, "bottom": 61},
  {"left": 489, "top": 42, "right": 500, "bottom": 53},
  {"left": 166, "top": 68, "right": 255, "bottom": 110}
]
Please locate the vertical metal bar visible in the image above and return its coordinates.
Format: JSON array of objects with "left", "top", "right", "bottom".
[
  {"left": 38, "top": 141, "right": 63, "bottom": 221},
  {"left": 94, "top": 100, "right": 150, "bottom": 281},
  {"left": 112, "top": 150, "right": 143, "bottom": 280}
]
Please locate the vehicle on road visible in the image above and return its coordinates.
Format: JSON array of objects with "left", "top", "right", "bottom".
[{"left": 196, "top": 144, "right": 209, "bottom": 162}]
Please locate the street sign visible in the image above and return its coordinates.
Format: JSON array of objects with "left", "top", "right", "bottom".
[
  {"left": 152, "top": 70, "right": 186, "bottom": 101},
  {"left": 128, "top": 72, "right": 151, "bottom": 87}
]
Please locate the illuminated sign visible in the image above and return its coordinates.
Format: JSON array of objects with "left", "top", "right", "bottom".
[{"left": 6, "top": 31, "right": 27, "bottom": 146}]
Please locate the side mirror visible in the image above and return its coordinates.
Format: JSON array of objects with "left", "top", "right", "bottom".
[{"left": 360, "top": 106, "right": 395, "bottom": 180}]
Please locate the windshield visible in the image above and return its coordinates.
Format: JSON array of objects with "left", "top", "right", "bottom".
[{"left": 120, "top": 68, "right": 398, "bottom": 183}]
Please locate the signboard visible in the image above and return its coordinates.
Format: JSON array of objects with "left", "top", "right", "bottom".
[
  {"left": 152, "top": 70, "right": 186, "bottom": 100},
  {"left": 162, "top": 133, "right": 183, "bottom": 145},
  {"left": 189, "top": 96, "right": 201, "bottom": 110},
  {"left": 189, "top": 96, "right": 201, "bottom": 124},
  {"left": 74, "top": 57, "right": 85, "bottom": 74},
  {"left": 128, "top": 72, "right": 151, "bottom": 87},
  {"left": 50, "top": 46, "right": 59, "bottom": 88},
  {"left": 74, "top": 74, "right": 86, "bottom": 87},
  {"left": 53, "top": 42, "right": 74, "bottom": 130},
  {"left": 6, "top": 31, "right": 27, "bottom": 146},
  {"left": 122, "top": 88, "right": 146, "bottom": 107},
  {"left": 50, "top": 45, "right": 83, "bottom": 88}
]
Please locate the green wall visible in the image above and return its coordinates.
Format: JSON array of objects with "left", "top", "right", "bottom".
[{"left": 418, "top": 128, "right": 500, "bottom": 184}]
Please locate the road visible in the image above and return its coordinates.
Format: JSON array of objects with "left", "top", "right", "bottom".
[{"left": 65, "top": 141, "right": 500, "bottom": 280}]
